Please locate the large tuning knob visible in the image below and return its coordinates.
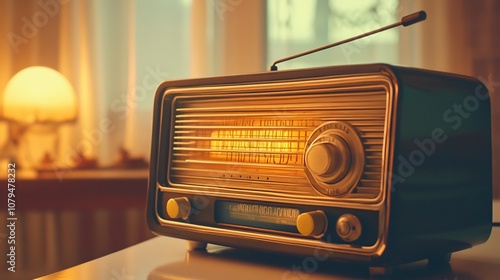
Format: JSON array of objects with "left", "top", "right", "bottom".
[
  {"left": 304, "top": 122, "right": 365, "bottom": 197},
  {"left": 305, "top": 139, "right": 350, "bottom": 182}
]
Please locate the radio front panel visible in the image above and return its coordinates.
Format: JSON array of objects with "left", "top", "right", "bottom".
[{"left": 157, "top": 192, "right": 381, "bottom": 247}]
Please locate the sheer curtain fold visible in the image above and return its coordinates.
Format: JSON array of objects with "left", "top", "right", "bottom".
[
  {"left": 400, "top": 0, "right": 499, "bottom": 78},
  {"left": 399, "top": 0, "right": 472, "bottom": 75},
  {"left": 58, "top": 1, "right": 135, "bottom": 168},
  {"left": 58, "top": 0, "right": 100, "bottom": 168},
  {"left": 192, "top": 0, "right": 266, "bottom": 77}
]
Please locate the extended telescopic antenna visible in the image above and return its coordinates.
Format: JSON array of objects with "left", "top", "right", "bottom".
[{"left": 269, "top": 10, "right": 427, "bottom": 71}]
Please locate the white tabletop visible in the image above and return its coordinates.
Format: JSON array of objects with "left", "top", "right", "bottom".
[{"left": 36, "top": 202, "right": 500, "bottom": 280}]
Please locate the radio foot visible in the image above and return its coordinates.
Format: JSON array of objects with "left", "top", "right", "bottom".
[
  {"left": 369, "top": 266, "right": 393, "bottom": 276},
  {"left": 187, "top": 240, "right": 207, "bottom": 251},
  {"left": 428, "top": 253, "right": 452, "bottom": 265}
]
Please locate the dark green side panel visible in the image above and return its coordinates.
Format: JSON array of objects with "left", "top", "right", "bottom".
[{"left": 384, "top": 67, "right": 492, "bottom": 264}]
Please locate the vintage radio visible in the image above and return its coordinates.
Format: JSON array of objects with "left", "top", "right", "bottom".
[{"left": 146, "top": 12, "right": 492, "bottom": 275}]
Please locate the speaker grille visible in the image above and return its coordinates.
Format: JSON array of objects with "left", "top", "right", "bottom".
[{"left": 166, "top": 77, "right": 389, "bottom": 200}]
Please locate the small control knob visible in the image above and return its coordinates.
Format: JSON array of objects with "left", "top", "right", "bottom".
[
  {"left": 336, "top": 214, "right": 362, "bottom": 242},
  {"left": 296, "top": 210, "right": 327, "bottom": 237},
  {"left": 166, "top": 197, "right": 191, "bottom": 220}
]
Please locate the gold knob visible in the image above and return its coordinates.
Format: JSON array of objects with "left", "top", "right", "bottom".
[
  {"left": 166, "top": 197, "right": 191, "bottom": 220},
  {"left": 296, "top": 210, "right": 327, "bottom": 237}
]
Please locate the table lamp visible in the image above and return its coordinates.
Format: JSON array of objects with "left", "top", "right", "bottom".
[{"left": 0, "top": 66, "right": 77, "bottom": 171}]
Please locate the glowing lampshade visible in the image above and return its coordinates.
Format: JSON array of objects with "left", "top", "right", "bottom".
[{"left": 2, "top": 66, "right": 77, "bottom": 124}]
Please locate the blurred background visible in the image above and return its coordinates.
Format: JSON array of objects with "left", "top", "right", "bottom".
[{"left": 0, "top": 0, "right": 498, "bottom": 278}]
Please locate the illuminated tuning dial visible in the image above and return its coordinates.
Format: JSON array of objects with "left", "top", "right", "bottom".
[
  {"left": 166, "top": 197, "right": 191, "bottom": 220},
  {"left": 296, "top": 210, "right": 327, "bottom": 237},
  {"left": 336, "top": 214, "right": 362, "bottom": 242}
]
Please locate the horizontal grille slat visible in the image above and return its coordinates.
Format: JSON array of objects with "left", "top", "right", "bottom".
[{"left": 173, "top": 147, "right": 304, "bottom": 155}]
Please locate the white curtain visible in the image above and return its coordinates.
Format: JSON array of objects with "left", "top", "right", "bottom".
[
  {"left": 0, "top": 0, "right": 191, "bottom": 173},
  {"left": 191, "top": 0, "right": 267, "bottom": 77}
]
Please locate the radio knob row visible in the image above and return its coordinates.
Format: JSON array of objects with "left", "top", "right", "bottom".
[{"left": 166, "top": 198, "right": 362, "bottom": 242}]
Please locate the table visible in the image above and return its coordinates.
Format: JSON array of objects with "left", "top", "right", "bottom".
[
  {"left": 37, "top": 229, "right": 500, "bottom": 280},
  {"left": 0, "top": 169, "right": 152, "bottom": 280},
  {"left": 37, "top": 203, "right": 500, "bottom": 280}
]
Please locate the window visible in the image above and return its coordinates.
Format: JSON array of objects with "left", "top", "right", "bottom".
[{"left": 267, "top": 0, "right": 399, "bottom": 70}]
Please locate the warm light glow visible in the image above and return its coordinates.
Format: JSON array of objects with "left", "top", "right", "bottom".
[
  {"left": 2, "top": 66, "right": 77, "bottom": 124},
  {"left": 209, "top": 128, "right": 307, "bottom": 165}
]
